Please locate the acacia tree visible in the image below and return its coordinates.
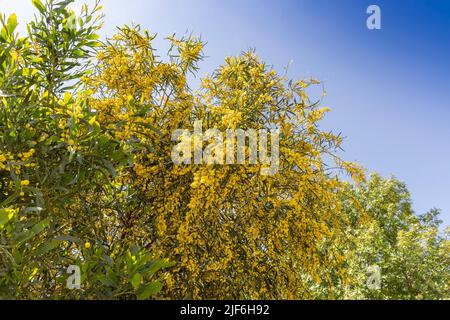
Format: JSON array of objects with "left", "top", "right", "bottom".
[{"left": 85, "top": 23, "right": 365, "bottom": 299}]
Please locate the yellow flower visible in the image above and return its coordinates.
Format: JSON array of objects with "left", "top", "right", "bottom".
[
  {"left": 84, "top": 242, "right": 91, "bottom": 249},
  {"left": 20, "top": 180, "right": 30, "bottom": 186}
]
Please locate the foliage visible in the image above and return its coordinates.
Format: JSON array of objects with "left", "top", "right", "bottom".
[
  {"left": 310, "top": 174, "right": 449, "bottom": 299},
  {"left": 0, "top": 0, "right": 171, "bottom": 299},
  {"left": 0, "top": 0, "right": 448, "bottom": 300}
]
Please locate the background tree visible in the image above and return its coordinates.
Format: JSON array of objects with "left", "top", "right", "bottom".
[{"left": 310, "top": 174, "right": 449, "bottom": 299}]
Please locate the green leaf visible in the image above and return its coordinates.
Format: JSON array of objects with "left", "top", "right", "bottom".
[
  {"left": 16, "top": 218, "right": 50, "bottom": 245},
  {"left": 0, "top": 208, "right": 17, "bottom": 227},
  {"left": 146, "top": 259, "right": 175, "bottom": 276},
  {"left": 67, "top": 13, "right": 77, "bottom": 31},
  {"left": 33, "top": 235, "right": 82, "bottom": 256},
  {"left": 32, "top": 0, "right": 46, "bottom": 14},
  {"left": 130, "top": 273, "right": 142, "bottom": 290},
  {"left": 7, "top": 14, "right": 18, "bottom": 34},
  {"left": 101, "top": 159, "right": 117, "bottom": 178},
  {"left": 33, "top": 239, "right": 60, "bottom": 256},
  {"left": 86, "top": 41, "right": 102, "bottom": 48},
  {"left": 87, "top": 33, "right": 100, "bottom": 40},
  {"left": 137, "top": 281, "right": 163, "bottom": 300},
  {"left": 96, "top": 275, "right": 117, "bottom": 287}
]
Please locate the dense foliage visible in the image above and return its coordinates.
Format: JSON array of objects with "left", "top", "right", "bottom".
[
  {"left": 310, "top": 174, "right": 449, "bottom": 299},
  {"left": 0, "top": 0, "right": 448, "bottom": 300}
]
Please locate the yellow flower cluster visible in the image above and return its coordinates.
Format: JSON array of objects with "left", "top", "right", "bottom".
[
  {"left": 220, "top": 108, "right": 243, "bottom": 129},
  {"left": 0, "top": 152, "right": 10, "bottom": 170},
  {"left": 0, "top": 149, "right": 35, "bottom": 173}
]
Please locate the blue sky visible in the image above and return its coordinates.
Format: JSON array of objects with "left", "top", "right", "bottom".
[{"left": 2, "top": 0, "right": 450, "bottom": 225}]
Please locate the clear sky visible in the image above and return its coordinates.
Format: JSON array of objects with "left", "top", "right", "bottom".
[{"left": 2, "top": 0, "right": 450, "bottom": 225}]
